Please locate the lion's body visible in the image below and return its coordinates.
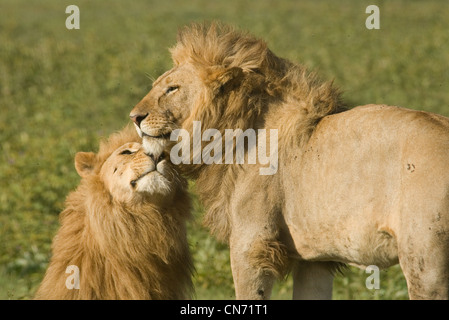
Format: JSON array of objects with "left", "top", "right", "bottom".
[
  {"left": 130, "top": 23, "right": 449, "bottom": 299},
  {"left": 35, "top": 127, "right": 193, "bottom": 300},
  {"left": 266, "top": 104, "right": 449, "bottom": 298},
  {"left": 286, "top": 105, "right": 449, "bottom": 266}
]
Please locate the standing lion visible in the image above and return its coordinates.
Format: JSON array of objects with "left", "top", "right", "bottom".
[
  {"left": 35, "top": 126, "right": 193, "bottom": 299},
  {"left": 130, "top": 22, "right": 449, "bottom": 299}
]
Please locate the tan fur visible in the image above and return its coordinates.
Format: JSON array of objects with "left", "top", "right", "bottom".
[
  {"left": 35, "top": 126, "right": 193, "bottom": 300},
  {"left": 131, "top": 22, "right": 449, "bottom": 299}
]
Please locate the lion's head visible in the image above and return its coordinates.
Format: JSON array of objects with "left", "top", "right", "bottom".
[
  {"left": 35, "top": 126, "right": 192, "bottom": 300},
  {"left": 75, "top": 126, "right": 185, "bottom": 204}
]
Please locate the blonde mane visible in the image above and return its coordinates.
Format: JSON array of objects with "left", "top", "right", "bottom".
[
  {"left": 171, "top": 22, "right": 345, "bottom": 148},
  {"left": 35, "top": 126, "right": 193, "bottom": 299}
]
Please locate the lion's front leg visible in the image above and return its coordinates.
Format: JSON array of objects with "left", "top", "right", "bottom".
[
  {"left": 229, "top": 239, "right": 275, "bottom": 299},
  {"left": 229, "top": 235, "right": 290, "bottom": 299}
]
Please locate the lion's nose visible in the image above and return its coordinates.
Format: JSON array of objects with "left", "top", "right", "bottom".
[{"left": 129, "top": 113, "right": 148, "bottom": 128}]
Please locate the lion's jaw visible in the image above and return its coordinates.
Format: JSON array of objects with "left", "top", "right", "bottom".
[{"left": 99, "top": 142, "right": 177, "bottom": 203}]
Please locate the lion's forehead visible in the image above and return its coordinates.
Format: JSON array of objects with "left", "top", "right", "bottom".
[
  {"left": 108, "top": 155, "right": 144, "bottom": 168},
  {"left": 153, "top": 68, "right": 176, "bottom": 88},
  {"left": 101, "top": 143, "right": 143, "bottom": 170},
  {"left": 102, "top": 157, "right": 128, "bottom": 172},
  {"left": 121, "top": 142, "right": 140, "bottom": 149},
  {"left": 101, "top": 155, "right": 152, "bottom": 186},
  {"left": 152, "top": 64, "right": 199, "bottom": 89}
]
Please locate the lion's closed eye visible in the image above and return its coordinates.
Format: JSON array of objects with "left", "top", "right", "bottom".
[
  {"left": 165, "top": 86, "right": 179, "bottom": 95},
  {"left": 119, "top": 149, "right": 135, "bottom": 155}
]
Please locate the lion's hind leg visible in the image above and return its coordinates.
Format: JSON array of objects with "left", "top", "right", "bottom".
[{"left": 398, "top": 228, "right": 449, "bottom": 299}]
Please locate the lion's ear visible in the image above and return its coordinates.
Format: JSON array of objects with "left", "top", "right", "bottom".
[
  {"left": 204, "top": 66, "right": 244, "bottom": 94},
  {"left": 75, "top": 152, "right": 96, "bottom": 177}
]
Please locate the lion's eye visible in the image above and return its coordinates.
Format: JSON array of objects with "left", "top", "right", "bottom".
[
  {"left": 165, "top": 86, "right": 179, "bottom": 95},
  {"left": 119, "top": 149, "right": 134, "bottom": 155}
]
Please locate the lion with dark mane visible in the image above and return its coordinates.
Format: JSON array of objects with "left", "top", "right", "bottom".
[
  {"left": 35, "top": 126, "right": 193, "bottom": 299},
  {"left": 131, "top": 22, "right": 449, "bottom": 299}
]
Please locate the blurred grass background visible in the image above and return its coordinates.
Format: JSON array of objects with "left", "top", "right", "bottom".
[{"left": 1, "top": 0, "right": 448, "bottom": 299}]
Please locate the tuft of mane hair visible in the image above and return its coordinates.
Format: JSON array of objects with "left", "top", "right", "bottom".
[
  {"left": 171, "top": 22, "right": 270, "bottom": 72},
  {"left": 34, "top": 125, "right": 194, "bottom": 300}
]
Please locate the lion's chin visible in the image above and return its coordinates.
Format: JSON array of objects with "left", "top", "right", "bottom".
[
  {"left": 142, "top": 136, "right": 168, "bottom": 159},
  {"left": 135, "top": 172, "right": 173, "bottom": 197}
]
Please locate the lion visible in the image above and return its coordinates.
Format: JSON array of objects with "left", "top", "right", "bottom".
[
  {"left": 34, "top": 126, "right": 193, "bottom": 299},
  {"left": 130, "top": 22, "right": 449, "bottom": 300}
]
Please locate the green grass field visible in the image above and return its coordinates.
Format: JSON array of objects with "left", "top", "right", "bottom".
[{"left": 1, "top": 0, "right": 448, "bottom": 299}]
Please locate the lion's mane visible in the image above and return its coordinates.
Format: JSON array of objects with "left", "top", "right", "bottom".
[
  {"left": 171, "top": 22, "right": 345, "bottom": 147},
  {"left": 35, "top": 126, "right": 193, "bottom": 299}
]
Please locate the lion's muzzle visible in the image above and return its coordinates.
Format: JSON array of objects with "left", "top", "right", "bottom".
[{"left": 130, "top": 112, "right": 148, "bottom": 129}]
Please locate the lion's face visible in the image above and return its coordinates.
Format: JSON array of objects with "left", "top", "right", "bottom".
[
  {"left": 130, "top": 64, "right": 204, "bottom": 155},
  {"left": 76, "top": 141, "right": 180, "bottom": 204},
  {"left": 101, "top": 142, "right": 177, "bottom": 202},
  {"left": 130, "top": 62, "right": 243, "bottom": 156}
]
